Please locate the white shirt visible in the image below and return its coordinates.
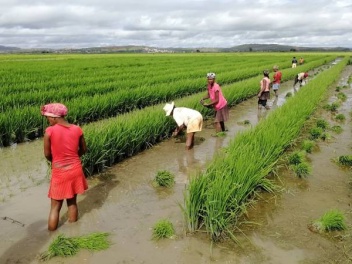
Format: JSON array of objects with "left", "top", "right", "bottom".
[
  {"left": 173, "top": 107, "right": 202, "bottom": 127},
  {"left": 297, "top": 72, "right": 306, "bottom": 80}
]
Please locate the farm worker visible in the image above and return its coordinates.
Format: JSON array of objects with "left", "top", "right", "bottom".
[
  {"left": 299, "top": 57, "right": 304, "bottom": 65},
  {"left": 292, "top": 57, "right": 298, "bottom": 68},
  {"left": 293, "top": 72, "right": 309, "bottom": 88},
  {"left": 41, "top": 103, "right": 88, "bottom": 231},
  {"left": 200, "top": 72, "right": 229, "bottom": 133},
  {"left": 272, "top": 65, "right": 282, "bottom": 97},
  {"left": 258, "top": 70, "right": 271, "bottom": 110},
  {"left": 163, "top": 101, "right": 203, "bottom": 150}
]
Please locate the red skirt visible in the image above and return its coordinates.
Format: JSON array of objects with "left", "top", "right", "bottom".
[{"left": 48, "top": 163, "right": 88, "bottom": 200}]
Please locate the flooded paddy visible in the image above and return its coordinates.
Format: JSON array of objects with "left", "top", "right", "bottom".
[{"left": 0, "top": 63, "right": 351, "bottom": 263}]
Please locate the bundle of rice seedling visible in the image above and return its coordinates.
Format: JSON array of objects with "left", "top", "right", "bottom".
[
  {"left": 310, "top": 209, "right": 347, "bottom": 233},
  {"left": 40, "top": 232, "right": 110, "bottom": 261},
  {"left": 152, "top": 219, "right": 175, "bottom": 240},
  {"left": 154, "top": 170, "right": 175, "bottom": 188},
  {"left": 338, "top": 155, "right": 352, "bottom": 166}
]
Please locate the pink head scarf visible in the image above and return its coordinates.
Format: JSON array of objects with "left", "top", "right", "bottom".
[{"left": 41, "top": 103, "right": 68, "bottom": 117}]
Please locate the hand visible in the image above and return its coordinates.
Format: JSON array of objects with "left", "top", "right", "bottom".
[{"left": 172, "top": 131, "right": 178, "bottom": 137}]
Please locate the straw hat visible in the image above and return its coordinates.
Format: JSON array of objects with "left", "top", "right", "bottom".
[{"left": 163, "top": 102, "right": 175, "bottom": 116}]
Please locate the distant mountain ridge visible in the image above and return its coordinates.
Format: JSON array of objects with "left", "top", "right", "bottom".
[{"left": 0, "top": 44, "right": 351, "bottom": 53}]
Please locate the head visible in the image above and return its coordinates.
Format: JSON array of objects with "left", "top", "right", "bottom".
[
  {"left": 273, "top": 65, "right": 279, "bottom": 72},
  {"left": 163, "top": 101, "right": 175, "bottom": 116},
  {"left": 41, "top": 103, "right": 68, "bottom": 125},
  {"left": 206, "top": 72, "right": 216, "bottom": 85},
  {"left": 263, "top": 69, "right": 270, "bottom": 78},
  {"left": 304, "top": 72, "right": 308, "bottom": 78}
]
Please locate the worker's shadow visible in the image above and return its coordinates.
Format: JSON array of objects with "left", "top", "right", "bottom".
[{"left": 0, "top": 173, "right": 119, "bottom": 264}]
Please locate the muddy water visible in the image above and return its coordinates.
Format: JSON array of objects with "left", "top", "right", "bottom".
[{"left": 1, "top": 63, "right": 351, "bottom": 264}]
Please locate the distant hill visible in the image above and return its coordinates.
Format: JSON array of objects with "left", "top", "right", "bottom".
[
  {"left": 0, "top": 45, "right": 21, "bottom": 52},
  {"left": 0, "top": 44, "right": 350, "bottom": 54}
]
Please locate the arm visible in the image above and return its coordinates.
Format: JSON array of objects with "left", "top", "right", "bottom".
[
  {"left": 258, "top": 80, "right": 265, "bottom": 97},
  {"left": 172, "top": 124, "right": 186, "bottom": 137},
  {"left": 204, "top": 90, "right": 219, "bottom": 107},
  {"left": 78, "top": 135, "right": 87, "bottom": 157},
  {"left": 43, "top": 133, "right": 52, "bottom": 162},
  {"left": 200, "top": 91, "right": 210, "bottom": 103}
]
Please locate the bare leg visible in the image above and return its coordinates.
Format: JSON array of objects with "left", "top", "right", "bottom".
[
  {"left": 48, "top": 199, "right": 63, "bottom": 231},
  {"left": 214, "top": 122, "right": 222, "bottom": 133},
  {"left": 220, "top": 121, "right": 225, "bottom": 132},
  {"left": 185, "top": 132, "right": 195, "bottom": 150},
  {"left": 67, "top": 195, "right": 78, "bottom": 223}
]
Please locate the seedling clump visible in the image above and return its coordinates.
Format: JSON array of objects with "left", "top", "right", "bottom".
[
  {"left": 301, "top": 140, "right": 315, "bottom": 153},
  {"left": 152, "top": 219, "right": 175, "bottom": 240},
  {"left": 288, "top": 151, "right": 305, "bottom": 165},
  {"left": 316, "top": 119, "right": 329, "bottom": 130},
  {"left": 310, "top": 209, "right": 347, "bottom": 233},
  {"left": 292, "top": 162, "right": 311, "bottom": 178},
  {"left": 309, "top": 127, "right": 323, "bottom": 140},
  {"left": 338, "top": 155, "right": 352, "bottom": 166},
  {"left": 335, "top": 113, "right": 346, "bottom": 122},
  {"left": 154, "top": 170, "right": 175, "bottom": 187},
  {"left": 40, "top": 232, "right": 110, "bottom": 261}
]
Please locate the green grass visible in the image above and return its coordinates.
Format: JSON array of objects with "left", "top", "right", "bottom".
[
  {"left": 152, "top": 219, "right": 175, "bottom": 240},
  {"left": 311, "top": 209, "right": 347, "bottom": 233},
  {"left": 336, "top": 92, "right": 347, "bottom": 101},
  {"left": 40, "top": 232, "right": 110, "bottom": 261},
  {"left": 154, "top": 170, "right": 175, "bottom": 188},
  {"left": 323, "top": 102, "right": 340, "bottom": 112}
]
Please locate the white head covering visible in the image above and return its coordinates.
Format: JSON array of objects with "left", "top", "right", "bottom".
[
  {"left": 163, "top": 102, "right": 175, "bottom": 116},
  {"left": 206, "top": 72, "right": 216, "bottom": 79}
]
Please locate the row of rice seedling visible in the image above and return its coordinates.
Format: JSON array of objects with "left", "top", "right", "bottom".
[
  {"left": 183, "top": 56, "right": 349, "bottom": 241},
  {"left": 0, "top": 54, "right": 307, "bottom": 109},
  {"left": 1, "top": 55, "right": 326, "bottom": 146},
  {"left": 79, "top": 56, "right": 339, "bottom": 175}
]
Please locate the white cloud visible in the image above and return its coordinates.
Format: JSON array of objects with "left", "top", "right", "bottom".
[{"left": 0, "top": 0, "right": 350, "bottom": 49}]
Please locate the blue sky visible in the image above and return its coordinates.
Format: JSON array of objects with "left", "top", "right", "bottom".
[{"left": 0, "top": 0, "right": 351, "bottom": 49}]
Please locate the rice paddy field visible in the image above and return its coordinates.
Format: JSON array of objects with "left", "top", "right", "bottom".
[{"left": 1, "top": 52, "right": 352, "bottom": 263}]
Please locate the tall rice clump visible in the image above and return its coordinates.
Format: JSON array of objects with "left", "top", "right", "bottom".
[
  {"left": 40, "top": 232, "right": 110, "bottom": 261},
  {"left": 183, "top": 57, "right": 348, "bottom": 241},
  {"left": 310, "top": 209, "right": 347, "bottom": 233}
]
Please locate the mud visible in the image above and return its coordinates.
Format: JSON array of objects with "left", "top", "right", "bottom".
[{"left": 0, "top": 63, "right": 351, "bottom": 264}]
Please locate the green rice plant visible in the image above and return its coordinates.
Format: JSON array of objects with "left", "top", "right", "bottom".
[
  {"left": 338, "top": 155, "right": 352, "bottom": 166},
  {"left": 215, "top": 131, "right": 227, "bottom": 137},
  {"left": 310, "top": 209, "right": 347, "bottom": 233},
  {"left": 335, "top": 86, "right": 341, "bottom": 92},
  {"left": 183, "top": 56, "right": 348, "bottom": 241},
  {"left": 320, "top": 132, "right": 331, "bottom": 141},
  {"left": 309, "top": 127, "right": 324, "bottom": 140},
  {"left": 336, "top": 92, "right": 347, "bottom": 101},
  {"left": 323, "top": 102, "right": 340, "bottom": 112},
  {"left": 154, "top": 170, "right": 175, "bottom": 188},
  {"left": 330, "top": 125, "right": 343, "bottom": 134},
  {"left": 40, "top": 232, "right": 110, "bottom": 261},
  {"left": 316, "top": 119, "right": 329, "bottom": 130},
  {"left": 335, "top": 113, "right": 346, "bottom": 122},
  {"left": 285, "top": 92, "right": 292, "bottom": 98},
  {"left": 292, "top": 162, "right": 311, "bottom": 178},
  {"left": 288, "top": 151, "right": 306, "bottom": 165},
  {"left": 244, "top": 119, "right": 251, "bottom": 125},
  {"left": 301, "top": 140, "right": 315, "bottom": 153},
  {"left": 152, "top": 219, "right": 175, "bottom": 240}
]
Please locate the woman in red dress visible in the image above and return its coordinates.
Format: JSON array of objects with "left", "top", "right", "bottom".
[{"left": 41, "top": 103, "right": 88, "bottom": 231}]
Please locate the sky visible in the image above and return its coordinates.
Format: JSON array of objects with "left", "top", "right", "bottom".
[{"left": 0, "top": 0, "right": 351, "bottom": 49}]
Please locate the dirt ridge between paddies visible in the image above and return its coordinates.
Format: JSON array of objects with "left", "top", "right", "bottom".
[{"left": 183, "top": 57, "right": 349, "bottom": 241}]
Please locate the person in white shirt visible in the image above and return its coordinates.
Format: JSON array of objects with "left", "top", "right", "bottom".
[
  {"left": 163, "top": 102, "right": 203, "bottom": 150},
  {"left": 293, "top": 72, "right": 308, "bottom": 88}
]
